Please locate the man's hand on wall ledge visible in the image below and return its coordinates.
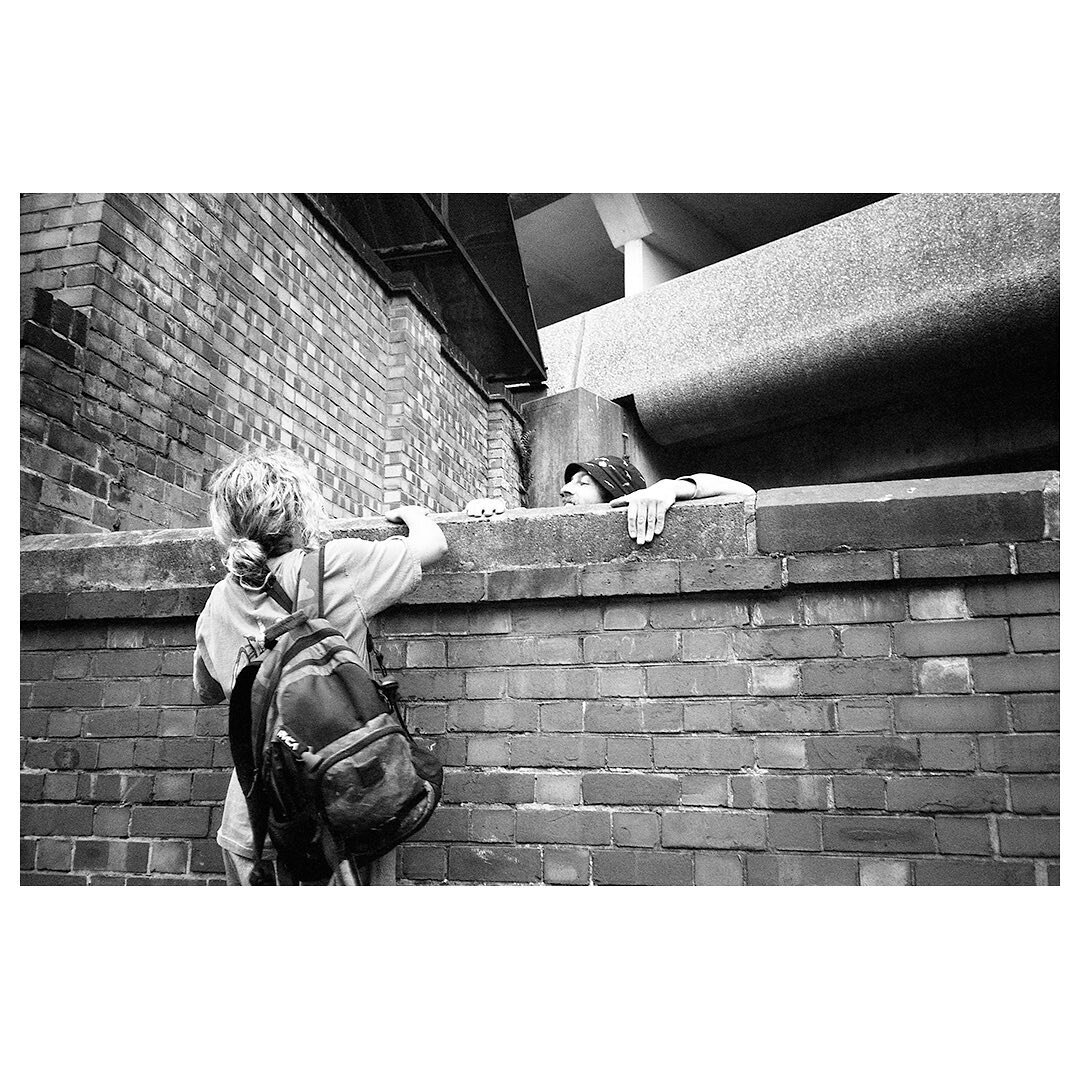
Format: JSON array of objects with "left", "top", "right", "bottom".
[
  {"left": 466, "top": 498, "right": 508, "bottom": 518},
  {"left": 610, "top": 480, "right": 682, "bottom": 545},
  {"left": 612, "top": 475, "right": 757, "bottom": 545},
  {"left": 467, "top": 487, "right": 680, "bottom": 543},
  {"left": 467, "top": 471, "right": 755, "bottom": 544}
]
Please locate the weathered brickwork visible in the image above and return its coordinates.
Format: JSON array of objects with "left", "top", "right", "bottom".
[
  {"left": 380, "top": 575, "right": 1058, "bottom": 886},
  {"left": 20, "top": 193, "right": 525, "bottom": 537},
  {"left": 384, "top": 299, "right": 489, "bottom": 511},
  {"left": 19, "top": 476, "right": 1060, "bottom": 885},
  {"left": 485, "top": 396, "right": 527, "bottom": 506},
  {"left": 19, "top": 193, "right": 107, "bottom": 308},
  {"left": 20, "top": 618, "right": 229, "bottom": 884}
]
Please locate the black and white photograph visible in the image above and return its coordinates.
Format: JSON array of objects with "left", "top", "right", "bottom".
[
  {"left": 8, "top": 7, "right": 1072, "bottom": 1076},
  {"left": 19, "top": 192, "right": 1060, "bottom": 888}
]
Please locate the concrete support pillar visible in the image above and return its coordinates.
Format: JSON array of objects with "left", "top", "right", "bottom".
[
  {"left": 591, "top": 192, "right": 735, "bottom": 300},
  {"left": 520, "top": 386, "right": 669, "bottom": 509},
  {"left": 623, "top": 238, "right": 687, "bottom": 297},
  {"left": 592, "top": 194, "right": 687, "bottom": 299}
]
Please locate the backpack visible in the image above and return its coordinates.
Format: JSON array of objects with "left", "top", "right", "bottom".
[{"left": 228, "top": 544, "right": 442, "bottom": 885}]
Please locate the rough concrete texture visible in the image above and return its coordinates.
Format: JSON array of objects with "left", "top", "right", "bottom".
[
  {"left": 757, "top": 471, "right": 1058, "bottom": 554},
  {"left": 665, "top": 362, "right": 1058, "bottom": 490},
  {"left": 538, "top": 193, "right": 1059, "bottom": 445},
  {"left": 429, "top": 498, "right": 750, "bottom": 572},
  {"left": 20, "top": 528, "right": 223, "bottom": 594},
  {"left": 20, "top": 471, "right": 1058, "bottom": 602},
  {"left": 19, "top": 497, "right": 750, "bottom": 600}
]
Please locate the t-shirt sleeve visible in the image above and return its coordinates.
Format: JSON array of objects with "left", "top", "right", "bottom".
[
  {"left": 336, "top": 536, "right": 422, "bottom": 618},
  {"left": 193, "top": 610, "right": 226, "bottom": 704}
]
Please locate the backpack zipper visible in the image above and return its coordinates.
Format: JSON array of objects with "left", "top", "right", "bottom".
[{"left": 313, "top": 722, "right": 404, "bottom": 778}]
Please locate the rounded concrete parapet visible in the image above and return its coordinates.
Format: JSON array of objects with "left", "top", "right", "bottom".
[{"left": 540, "top": 193, "right": 1059, "bottom": 446}]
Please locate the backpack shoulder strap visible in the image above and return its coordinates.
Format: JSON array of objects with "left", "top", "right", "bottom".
[
  {"left": 296, "top": 544, "right": 325, "bottom": 619},
  {"left": 263, "top": 545, "right": 322, "bottom": 616},
  {"left": 263, "top": 573, "right": 294, "bottom": 613},
  {"left": 228, "top": 662, "right": 271, "bottom": 872}
]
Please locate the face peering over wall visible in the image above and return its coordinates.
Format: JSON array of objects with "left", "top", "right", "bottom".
[
  {"left": 559, "top": 457, "right": 648, "bottom": 506},
  {"left": 560, "top": 470, "right": 609, "bottom": 506}
]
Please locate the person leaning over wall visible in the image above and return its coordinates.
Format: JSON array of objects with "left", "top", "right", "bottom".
[
  {"left": 466, "top": 456, "right": 754, "bottom": 545},
  {"left": 192, "top": 448, "right": 448, "bottom": 886}
]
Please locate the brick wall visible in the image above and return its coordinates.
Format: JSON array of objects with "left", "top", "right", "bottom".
[
  {"left": 19, "top": 193, "right": 106, "bottom": 307},
  {"left": 20, "top": 473, "right": 1059, "bottom": 885},
  {"left": 20, "top": 193, "right": 525, "bottom": 537},
  {"left": 486, "top": 392, "right": 527, "bottom": 506},
  {"left": 384, "top": 299, "right": 489, "bottom": 510}
]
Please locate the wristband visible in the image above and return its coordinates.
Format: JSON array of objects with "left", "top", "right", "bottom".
[{"left": 674, "top": 475, "right": 699, "bottom": 500}]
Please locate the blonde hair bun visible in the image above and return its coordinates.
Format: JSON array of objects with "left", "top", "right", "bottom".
[
  {"left": 225, "top": 537, "right": 270, "bottom": 587},
  {"left": 208, "top": 448, "right": 331, "bottom": 587}
]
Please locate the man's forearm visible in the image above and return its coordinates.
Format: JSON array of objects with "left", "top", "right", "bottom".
[{"left": 678, "top": 473, "right": 755, "bottom": 499}]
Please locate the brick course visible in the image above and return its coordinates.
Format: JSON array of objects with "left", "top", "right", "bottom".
[{"left": 20, "top": 477, "right": 1059, "bottom": 885}]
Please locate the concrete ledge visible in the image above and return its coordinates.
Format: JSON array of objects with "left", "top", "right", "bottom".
[
  {"left": 20, "top": 472, "right": 1060, "bottom": 621},
  {"left": 756, "top": 472, "right": 1058, "bottom": 554},
  {"left": 20, "top": 496, "right": 749, "bottom": 582},
  {"left": 370, "top": 497, "right": 750, "bottom": 572},
  {"left": 20, "top": 527, "right": 222, "bottom": 591}
]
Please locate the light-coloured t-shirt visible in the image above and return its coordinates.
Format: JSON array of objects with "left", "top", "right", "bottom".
[{"left": 193, "top": 536, "right": 421, "bottom": 859}]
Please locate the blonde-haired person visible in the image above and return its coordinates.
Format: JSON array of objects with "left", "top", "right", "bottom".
[{"left": 193, "top": 448, "right": 448, "bottom": 885}]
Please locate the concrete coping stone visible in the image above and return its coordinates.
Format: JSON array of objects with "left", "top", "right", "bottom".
[
  {"left": 20, "top": 471, "right": 1059, "bottom": 621},
  {"left": 756, "top": 471, "right": 1058, "bottom": 554}
]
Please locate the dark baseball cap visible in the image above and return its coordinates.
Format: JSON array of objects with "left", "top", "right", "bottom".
[{"left": 564, "top": 457, "right": 647, "bottom": 499}]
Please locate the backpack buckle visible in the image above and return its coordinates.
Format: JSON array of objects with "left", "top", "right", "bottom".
[{"left": 375, "top": 675, "right": 399, "bottom": 704}]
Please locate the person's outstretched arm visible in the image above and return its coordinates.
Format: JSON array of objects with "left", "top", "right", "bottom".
[
  {"left": 384, "top": 505, "right": 449, "bottom": 567},
  {"left": 676, "top": 473, "right": 755, "bottom": 500},
  {"left": 610, "top": 473, "right": 755, "bottom": 545}
]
